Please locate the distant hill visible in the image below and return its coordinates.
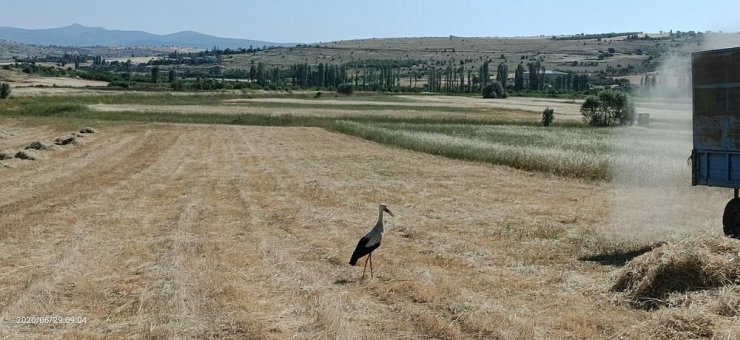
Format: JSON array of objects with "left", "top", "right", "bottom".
[
  {"left": 0, "top": 39, "right": 67, "bottom": 60},
  {"left": 0, "top": 24, "right": 293, "bottom": 49}
]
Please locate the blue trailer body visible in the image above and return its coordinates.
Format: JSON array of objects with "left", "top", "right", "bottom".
[
  {"left": 692, "top": 47, "right": 740, "bottom": 188},
  {"left": 692, "top": 151, "right": 740, "bottom": 187}
]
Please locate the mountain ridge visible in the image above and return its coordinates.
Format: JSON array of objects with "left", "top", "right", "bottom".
[{"left": 0, "top": 24, "right": 294, "bottom": 49}]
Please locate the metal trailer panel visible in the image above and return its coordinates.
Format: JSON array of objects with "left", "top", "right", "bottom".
[
  {"left": 693, "top": 150, "right": 740, "bottom": 186},
  {"left": 692, "top": 47, "right": 740, "bottom": 188}
]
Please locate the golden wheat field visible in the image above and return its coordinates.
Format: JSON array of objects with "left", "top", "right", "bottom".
[{"left": 0, "top": 94, "right": 737, "bottom": 339}]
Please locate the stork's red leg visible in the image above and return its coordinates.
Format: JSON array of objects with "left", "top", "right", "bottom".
[{"left": 362, "top": 255, "right": 369, "bottom": 279}]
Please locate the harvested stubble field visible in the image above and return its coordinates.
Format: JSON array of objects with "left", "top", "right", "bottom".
[
  {"left": 0, "top": 68, "right": 109, "bottom": 90},
  {"left": 0, "top": 121, "right": 619, "bottom": 339},
  {"left": 0, "top": 93, "right": 737, "bottom": 338}
]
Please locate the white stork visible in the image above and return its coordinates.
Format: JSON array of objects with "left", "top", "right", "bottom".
[{"left": 349, "top": 203, "right": 394, "bottom": 278}]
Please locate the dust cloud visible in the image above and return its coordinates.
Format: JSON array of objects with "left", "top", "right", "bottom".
[{"left": 603, "top": 34, "right": 739, "bottom": 243}]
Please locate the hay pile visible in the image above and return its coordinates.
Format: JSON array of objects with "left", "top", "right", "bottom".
[
  {"left": 641, "top": 309, "right": 716, "bottom": 339},
  {"left": 15, "top": 150, "right": 41, "bottom": 160},
  {"left": 80, "top": 127, "right": 97, "bottom": 134},
  {"left": 0, "top": 150, "right": 14, "bottom": 160},
  {"left": 612, "top": 235, "right": 740, "bottom": 309},
  {"left": 25, "top": 141, "right": 57, "bottom": 150},
  {"left": 54, "top": 135, "right": 84, "bottom": 146}
]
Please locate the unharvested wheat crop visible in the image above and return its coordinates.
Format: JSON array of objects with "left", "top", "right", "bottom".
[{"left": 333, "top": 121, "right": 691, "bottom": 181}]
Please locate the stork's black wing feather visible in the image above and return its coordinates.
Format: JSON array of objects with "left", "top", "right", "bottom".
[{"left": 349, "top": 236, "right": 380, "bottom": 265}]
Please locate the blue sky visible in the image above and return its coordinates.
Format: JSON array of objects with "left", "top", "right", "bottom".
[{"left": 2, "top": 0, "right": 738, "bottom": 43}]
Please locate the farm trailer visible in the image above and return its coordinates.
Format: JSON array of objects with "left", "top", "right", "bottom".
[{"left": 691, "top": 46, "right": 740, "bottom": 237}]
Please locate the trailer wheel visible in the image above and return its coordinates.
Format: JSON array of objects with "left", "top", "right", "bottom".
[{"left": 723, "top": 198, "right": 740, "bottom": 238}]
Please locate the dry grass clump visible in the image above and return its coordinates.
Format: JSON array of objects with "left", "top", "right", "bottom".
[
  {"left": 25, "top": 140, "right": 57, "bottom": 150},
  {"left": 612, "top": 236, "right": 740, "bottom": 309},
  {"left": 80, "top": 127, "right": 97, "bottom": 134},
  {"left": 645, "top": 309, "right": 715, "bottom": 339},
  {"left": 710, "top": 287, "right": 740, "bottom": 317},
  {"left": 14, "top": 149, "right": 41, "bottom": 160},
  {"left": 663, "top": 286, "right": 740, "bottom": 317},
  {"left": 54, "top": 135, "right": 84, "bottom": 146}
]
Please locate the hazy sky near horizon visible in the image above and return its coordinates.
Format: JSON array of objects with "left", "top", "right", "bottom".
[{"left": 2, "top": 0, "right": 738, "bottom": 43}]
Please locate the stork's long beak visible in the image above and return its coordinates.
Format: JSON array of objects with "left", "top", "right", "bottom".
[{"left": 385, "top": 207, "right": 394, "bottom": 217}]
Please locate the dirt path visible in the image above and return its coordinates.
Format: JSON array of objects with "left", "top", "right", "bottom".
[{"left": 0, "top": 123, "right": 647, "bottom": 338}]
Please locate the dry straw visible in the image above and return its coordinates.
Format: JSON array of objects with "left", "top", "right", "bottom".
[
  {"left": 0, "top": 150, "right": 14, "bottom": 160},
  {"left": 14, "top": 149, "right": 41, "bottom": 160},
  {"left": 24, "top": 141, "right": 57, "bottom": 150},
  {"left": 54, "top": 135, "right": 84, "bottom": 146},
  {"left": 612, "top": 235, "right": 740, "bottom": 309}
]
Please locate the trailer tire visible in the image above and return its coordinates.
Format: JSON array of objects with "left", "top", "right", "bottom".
[{"left": 723, "top": 198, "right": 740, "bottom": 238}]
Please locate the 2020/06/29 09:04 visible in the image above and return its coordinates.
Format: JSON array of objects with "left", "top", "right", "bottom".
[{"left": 16, "top": 316, "right": 87, "bottom": 324}]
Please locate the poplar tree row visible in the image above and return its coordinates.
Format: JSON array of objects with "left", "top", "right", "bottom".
[{"left": 177, "top": 59, "right": 592, "bottom": 94}]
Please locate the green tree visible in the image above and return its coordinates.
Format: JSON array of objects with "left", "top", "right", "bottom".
[
  {"left": 581, "top": 96, "right": 603, "bottom": 125},
  {"left": 467, "top": 69, "right": 472, "bottom": 93},
  {"left": 496, "top": 63, "right": 508, "bottom": 85},
  {"left": 151, "top": 67, "right": 160, "bottom": 83},
  {"left": 458, "top": 66, "right": 465, "bottom": 92},
  {"left": 514, "top": 63, "right": 525, "bottom": 91},
  {"left": 428, "top": 67, "right": 438, "bottom": 92},
  {"left": 482, "top": 81, "right": 504, "bottom": 99},
  {"left": 170, "top": 81, "right": 184, "bottom": 91},
  {"left": 527, "top": 61, "right": 540, "bottom": 90},
  {"left": 572, "top": 74, "right": 589, "bottom": 91},
  {"left": 0, "top": 82, "right": 10, "bottom": 99},
  {"left": 168, "top": 70, "right": 176, "bottom": 83},
  {"left": 580, "top": 90, "right": 636, "bottom": 126},
  {"left": 337, "top": 84, "right": 353, "bottom": 95},
  {"left": 538, "top": 65, "right": 546, "bottom": 90},
  {"left": 256, "top": 62, "right": 266, "bottom": 86},
  {"left": 249, "top": 65, "right": 257, "bottom": 81},
  {"left": 542, "top": 107, "right": 554, "bottom": 126},
  {"left": 480, "top": 61, "right": 490, "bottom": 87}
]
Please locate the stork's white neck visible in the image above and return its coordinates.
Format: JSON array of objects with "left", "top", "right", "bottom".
[{"left": 372, "top": 206, "right": 385, "bottom": 233}]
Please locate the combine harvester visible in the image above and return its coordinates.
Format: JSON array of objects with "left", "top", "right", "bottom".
[{"left": 692, "top": 47, "right": 740, "bottom": 237}]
